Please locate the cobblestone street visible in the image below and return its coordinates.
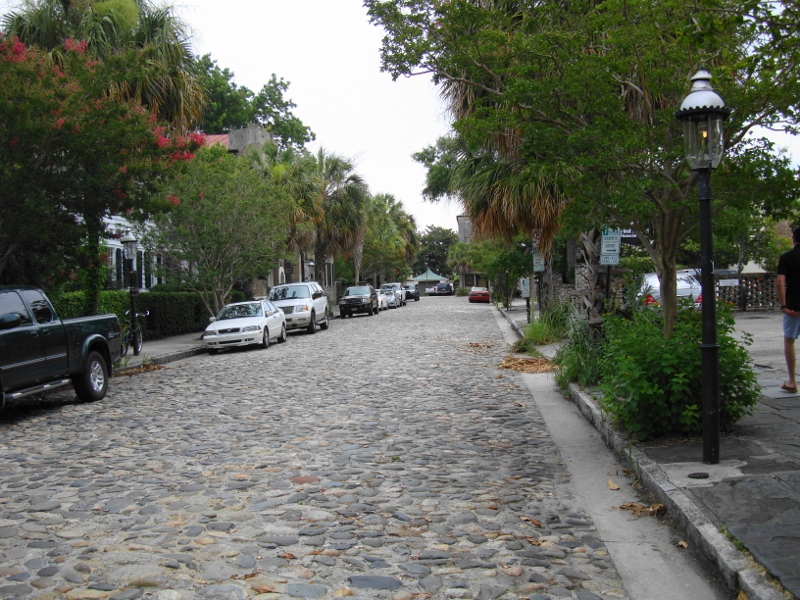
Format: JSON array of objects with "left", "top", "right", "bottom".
[{"left": 1, "top": 297, "right": 629, "bottom": 600}]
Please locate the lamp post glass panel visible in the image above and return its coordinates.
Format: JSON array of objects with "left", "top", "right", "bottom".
[
  {"left": 675, "top": 70, "right": 730, "bottom": 465},
  {"left": 120, "top": 232, "right": 140, "bottom": 356}
]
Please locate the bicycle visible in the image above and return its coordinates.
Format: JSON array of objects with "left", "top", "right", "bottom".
[{"left": 120, "top": 310, "right": 149, "bottom": 357}]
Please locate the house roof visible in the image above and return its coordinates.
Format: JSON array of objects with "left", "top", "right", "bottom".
[
  {"left": 204, "top": 134, "right": 229, "bottom": 149},
  {"left": 413, "top": 268, "right": 446, "bottom": 282}
]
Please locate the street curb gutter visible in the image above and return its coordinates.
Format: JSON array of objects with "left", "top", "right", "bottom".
[
  {"left": 564, "top": 384, "right": 784, "bottom": 600},
  {"left": 497, "top": 307, "right": 784, "bottom": 600},
  {"left": 112, "top": 347, "right": 206, "bottom": 375}
]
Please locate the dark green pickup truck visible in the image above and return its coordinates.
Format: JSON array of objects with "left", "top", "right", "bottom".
[{"left": 0, "top": 286, "right": 122, "bottom": 408}]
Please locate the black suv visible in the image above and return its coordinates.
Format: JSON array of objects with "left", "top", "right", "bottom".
[
  {"left": 435, "top": 282, "right": 454, "bottom": 296},
  {"left": 339, "top": 284, "right": 379, "bottom": 318},
  {"left": 403, "top": 284, "right": 420, "bottom": 301}
]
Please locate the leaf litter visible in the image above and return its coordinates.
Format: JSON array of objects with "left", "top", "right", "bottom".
[{"left": 499, "top": 354, "right": 557, "bottom": 373}]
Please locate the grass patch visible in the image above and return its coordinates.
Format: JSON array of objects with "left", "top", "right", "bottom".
[{"left": 514, "top": 301, "right": 573, "bottom": 352}]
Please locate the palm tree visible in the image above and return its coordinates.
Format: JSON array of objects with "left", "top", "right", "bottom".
[
  {"left": 357, "top": 193, "right": 417, "bottom": 283},
  {"left": 309, "top": 149, "right": 370, "bottom": 282},
  {"left": 2, "top": 0, "right": 205, "bottom": 133},
  {"left": 245, "top": 143, "right": 320, "bottom": 261}
]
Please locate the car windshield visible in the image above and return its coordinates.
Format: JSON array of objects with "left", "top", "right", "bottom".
[
  {"left": 344, "top": 286, "right": 370, "bottom": 296},
  {"left": 268, "top": 285, "right": 310, "bottom": 300},
  {"left": 380, "top": 286, "right": 393, "bottom": 292},
  {"left": 217, "top": 303, "right": 262, "bottom": 320}
]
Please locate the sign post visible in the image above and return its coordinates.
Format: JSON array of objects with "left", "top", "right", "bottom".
[
  {"left": 531, "top": 230, "right": 544, "bottom": 320},
  {"left": 600, "top": 227, "right": 622, "bottom": 306}
]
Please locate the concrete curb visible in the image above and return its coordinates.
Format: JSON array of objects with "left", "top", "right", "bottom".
[
  {"left": 112, "top": 346, "right": 206, "bottom": 375},
  {"left": 498, "top": 307, "right": 784, "bottom": 600},
  {"left": 564, "top": 384, "right": 784, "bottom": 600}
]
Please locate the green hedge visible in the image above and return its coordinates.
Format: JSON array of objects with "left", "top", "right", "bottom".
[{"left": 51, "top": 291, "right": 208, "bottom": 340}]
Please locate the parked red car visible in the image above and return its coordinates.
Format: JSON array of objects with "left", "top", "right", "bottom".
[{"left": 468, "top": 286, "right": 491, "bottom": 303}]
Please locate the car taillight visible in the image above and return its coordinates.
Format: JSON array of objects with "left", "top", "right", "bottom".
[
  {"left": 695, "top": 294, "right": 702, "bottom": 303},
  {"left": 644, "top": 294, "right": 657, "bottom": 306}
]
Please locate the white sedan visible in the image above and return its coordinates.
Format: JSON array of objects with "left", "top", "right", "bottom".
[
  {"left": 203, "top": 299, "right": 287, "bottom": 354},
  {"left": 377, "top": 290, "right": 389, "bottom": 311}
]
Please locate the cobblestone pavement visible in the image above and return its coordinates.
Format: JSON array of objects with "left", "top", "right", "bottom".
[{"left": 0, "top": 297, "right": 629, "bottom": 600}]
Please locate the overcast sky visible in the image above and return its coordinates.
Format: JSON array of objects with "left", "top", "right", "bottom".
[
  {"left": 176, "top": 0, "right": 460, "bottom": 232},
  {"left": 3, "top": 0, "right": 797, "bottom": 232}
]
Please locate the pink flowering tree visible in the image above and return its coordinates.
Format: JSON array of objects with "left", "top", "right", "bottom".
[{"left": 0, "top": 36, "right": 203, "bottom": 311}]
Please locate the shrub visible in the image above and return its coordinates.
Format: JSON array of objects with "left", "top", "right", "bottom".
[
  {"left": 554, "top": 317, "right": 605, "bottom": 389},
  {"left": 516, "top": 301, "right": 573, "bottom": 351},
  {"left": 598, "top": 302, "right": 759, "bottom": 440},
  {"left": 50, "top": 290, "right": 208, "bottom": 340},
  {"left": 455, "top": 286, "right": 470, "bottom": 296}
]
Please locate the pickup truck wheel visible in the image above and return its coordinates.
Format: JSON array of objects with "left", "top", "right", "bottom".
[
  {"left": 306, "top": 312, "right": 316, "bottom": 334},
  {"left": 72, "top": 351, "right": 108, "bottom": 402}
]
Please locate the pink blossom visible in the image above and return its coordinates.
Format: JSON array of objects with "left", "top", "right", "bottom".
[
  {"left": 189, "top": 132, "right": 206, "bottom": 146},
  {"left": 167, "top": 195, "right": 180, "bottom": 206},
  {"left": 119, "top": 166, "right": 127, "bottom": 174},
  {"left": 55, "top": 118, "right": 65, "bottom": 129},
  {"left": 155, "top": 136, "right": 170, "bottom": 148}
]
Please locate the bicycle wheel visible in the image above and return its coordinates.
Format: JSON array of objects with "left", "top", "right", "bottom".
[
  {"left": 133, "top": 327, "right": 143, "bottom": 355},
  {"left": 120, "top": 332, "right": 129, "bottom": 357}
]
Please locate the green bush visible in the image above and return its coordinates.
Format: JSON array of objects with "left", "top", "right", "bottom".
[
  {"left": 50, "top": 290, "right": 208, "bottom": 340},
  {"left": 455, "top": 286, "right": 470, "bottom": 296},
  {"left": 554, "top": 318, "right": 605, "bottom": 389},
  {"left": 516, "top": 301, "right": 573, "bottom": 351},
  {"left": 598, "top": 302, "right": 759, "bottom": 440}
]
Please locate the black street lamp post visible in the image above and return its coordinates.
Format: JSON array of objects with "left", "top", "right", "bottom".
[
  {"left": 120, "top": 232, "right": 140, "bottom": 356},
  {"left": 675, "top": 70, "right": 731, "bottom": 465}
]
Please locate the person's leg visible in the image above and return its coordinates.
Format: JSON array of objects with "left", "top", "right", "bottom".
[{"left": 785, "top": 336, "right": 797, "bottom": 389}]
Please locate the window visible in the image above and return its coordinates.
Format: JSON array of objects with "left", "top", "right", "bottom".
[
  {"left": 0, "top": 291, "right": 33, "bottom": 325},
  {"left": 19, "top": 289, "right": 55, "bottom": 323}
]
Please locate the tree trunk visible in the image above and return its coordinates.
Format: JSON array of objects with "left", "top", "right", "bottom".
[
  {"left": 352, "top": 229, "right": 365, "bottom": 284},
  {"left": 654, "top": 207, "right": 683, "bottom": 340},
  {"left": 314, "top": 239, "right": 326, "bottom": 284},
  {"left": 578, "top": 230, "right": 603, "bottom": 337}
]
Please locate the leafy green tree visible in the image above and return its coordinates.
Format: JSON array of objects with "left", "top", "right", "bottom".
[
  {"left": 245, "top": 142, "right": 319, "bottom": 262},
  {"left": 367, "top": 0, "right": 800, "bottom": 337},
  {"left": 413, "top": 226, "right": 458, "bottom": 277},
  {"left": 307, "top": 149, "right": 370, "bottom": 278},
  {"left": 196, "top": 54, "right": 315, "bottom": 150},
  {"left": 360, "top": 193, "right": 418, "bottom": 282},
  {"left": 0, "top": 36, "right": 201, "bottom": 310},
  {"left": 145, "top": 145, "right": 293, "bottom": 315},
  {"left": 447, "top": 242, "right": 473, "bottom": 287},
  {"left": 3, "top": 0, "right": 205, "bottom": 133}
]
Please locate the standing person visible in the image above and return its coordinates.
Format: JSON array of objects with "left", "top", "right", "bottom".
[{"left": 776, "top": 225, "right": 800, "bottom": 392}]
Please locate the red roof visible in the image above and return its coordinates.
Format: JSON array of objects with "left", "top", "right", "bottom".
[{"left": 204, "top": 134, "right": 229, "bottom": 149}]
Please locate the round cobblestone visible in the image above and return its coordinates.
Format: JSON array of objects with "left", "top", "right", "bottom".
[{"left": 0, "top": 297, "right": 628, "bottom": 599}]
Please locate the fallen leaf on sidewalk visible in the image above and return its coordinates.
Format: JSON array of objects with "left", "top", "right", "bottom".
[
  {"left": 607, "top": 480, "right": 620, "bottom": 490},
  {"left": 519, "top": 516, "right": 543, "bottom": 527},
  {"left": 677, "top": 540, "right": 689, "bottom": 549},
  {"left": 515, "top": 401, "right": 527, "bottom": 408},
  {"left": 467, "top": 341, "right": 494, "bottom": 349},
  {"left": 499, "top": 355, "right": 557, "bottom": 373},
  {"left": 620, "top": 502, "right": 667, "bottom": 517},
  {"left": 114, "top": 363, "right": 164, "bottom": 377}
]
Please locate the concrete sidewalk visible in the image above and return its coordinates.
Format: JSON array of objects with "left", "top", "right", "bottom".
[{"left": 501, "top": 301, "right": 799, "bottom": 600}]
